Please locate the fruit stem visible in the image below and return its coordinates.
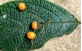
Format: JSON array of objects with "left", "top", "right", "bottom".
[
  {"left": 42, "top": 20, "right": 51, "bottom": 27},
  {"left": 31, "top": 40, "right": 33, "bottom": 48}
]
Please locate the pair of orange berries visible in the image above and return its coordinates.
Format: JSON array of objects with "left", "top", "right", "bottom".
[
  {"left": 18, "top": 2, "right": 37, "bottom": 40},
  {"left": 27, "top": 21, "right": 37, "bottom": 40}
]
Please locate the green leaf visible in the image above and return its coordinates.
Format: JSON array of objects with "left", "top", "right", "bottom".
[{"left": 0, "top": 0, "right": 78, "bottom": 51}]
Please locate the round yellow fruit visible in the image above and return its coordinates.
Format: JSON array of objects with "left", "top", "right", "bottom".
[
  {"left": 18, "top": 2, "right": 26, "bottom": 11},
  {"left": 31, "top": 21, "right": 38, "bottom": 30},
  {"left": 27, "top": 32, "right": 36, "bottom": 39}
]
